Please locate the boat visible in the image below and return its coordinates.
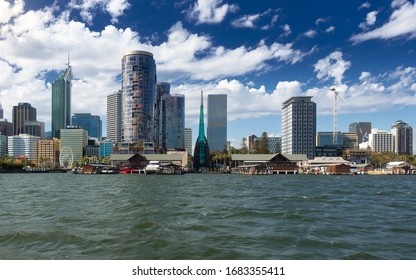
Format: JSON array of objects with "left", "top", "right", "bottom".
[{"left": 144, "top": 161, "right": 161, "bottom": 174}]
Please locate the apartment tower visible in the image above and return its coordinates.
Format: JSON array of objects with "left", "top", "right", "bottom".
[
  {"left": 121, "top": 50, "right": 156, "bottom": 144},
  {"left": 106, "top": 90, "right": 122, "bottom": 143},
  {"left": 281, "top": 96, "right": 316, "bottom": 159}
]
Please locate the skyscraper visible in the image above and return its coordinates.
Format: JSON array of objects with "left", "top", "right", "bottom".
[
  {"left": 207, "top": 94, "right": 227, "bottom": 152},
  {"left": 0, "top": 102, "right": 3, "bottom": 119},
  {"left": 72, "top": 113, "right": 102, "bottom": 140},
  {"left": 391, "top": 120, "right": 413, "bottom": 155},
  {"left": 281, "top": 96, "right": 316, "bottom": 159},
  {"left": 121, "top": 50, "right": 156, "bottom": 144},
  {"left": 349, "top": 122, "right": 371, "bottom": 144},
  {"left": 154, "top": 82, "right": 170, "bottom": 149},
  {"left": 193, "top": 91, "right": 210, "bottom": 170},
  {"left": 12, "top": 102, "right": 36, "bottom": 135},
  {"left": 51, "top": 62, "right": 72, "bottom": 138},
  {"left": 106, "top": 90, "right": 122, "bottom": 143},
  {"left": 163, "top": 94, "right": 185, "bottom": 150}
]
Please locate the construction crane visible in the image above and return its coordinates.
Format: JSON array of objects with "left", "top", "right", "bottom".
[{"left": 330, "top": 87, "right": 346, "bottom": 145}]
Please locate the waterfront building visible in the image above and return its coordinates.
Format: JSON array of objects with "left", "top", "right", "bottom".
[
  {"left": 51, "top": 63, "right": 72, "bottom": 138},
  {"left": 267, "top": 136, "right": 281, "bottom": 154},
  {"left": 38, "top": 138, "right": 60, "bottom": 166},
  {"left": 0, "top": 133, "right": 7, "bottom": 156},
  {"left": 12, "top": 103, "right": 36, "bottom": 136},
  {"left": 154, "top": 82, "right": 170, "bottom": 149},
  {"left": 349, "top": 122, "right": 371, "bottom": 144},
  {"left": 342, "top": 132, "right": 358, "bottom": 149},
  {"left": 184, "top": 128, "right": 192, "bottom": 156},
  {"left": 369, "top": 129, "right": 393, "bottom": 153},
  {"left": 99, "top": 139, "right": 113, "bottom": 157},
  {"left": 281, "top": 96, "right": 316, "bottom": 159},
  {"left": 316, "top": 132, "right": 343, "bottom": 146},
  {"left": 7, "top": 134, "right": 40, "bottom": 161},
  {"left": 121, "top": 50, "right": 156, "bottom": 144},
  {"left": 60, "top": 126, "right": 88, "bottom": 166},
  {"left": 72, "top": 113, "right": 102, "bottom": 140},
  {"left": 391, "top": 120, "right": 413, "bottom": 155},
  {"left": 163, "top": 93, "right": 185, "bottom": 150},
  {"left": 23, "top": 121, "right": 45, "bottom": 139},
  {"left": 207, "top": 94, "right": 227, "bottom": 152},
  {"left": 106, "top": 90, "right": 122, "bottom": 144},
  {"left": 193, "top": 91, "right": 210, "bottom": 170},
  {"left": 0, "top": 119, "right": 13, "bottom": 136}
]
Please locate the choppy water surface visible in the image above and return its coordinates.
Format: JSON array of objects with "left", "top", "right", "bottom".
[{"left": 0, "top": 173, "right": 415, "bottom": 259}]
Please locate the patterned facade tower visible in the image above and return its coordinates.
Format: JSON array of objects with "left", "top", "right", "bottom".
[{"left": 193, "top": 91, "right": 210, "bottom": 170}]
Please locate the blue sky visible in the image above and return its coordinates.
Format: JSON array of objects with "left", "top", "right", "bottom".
[{"left": 0, "top": 0, "right": 415, "bottom": 150}]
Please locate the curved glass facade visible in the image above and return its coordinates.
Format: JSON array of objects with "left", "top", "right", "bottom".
[{"left": 121, "top": 51, "right": 156, "bottom": 144}]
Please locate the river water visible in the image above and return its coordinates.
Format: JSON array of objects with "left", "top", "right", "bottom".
[{"left": 0, "top": 173, "right": 415, "bottom": 260}]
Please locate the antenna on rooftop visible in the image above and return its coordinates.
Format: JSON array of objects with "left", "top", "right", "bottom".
[{"left": 67, "top": 50, "right": 71, "bottom": 67}]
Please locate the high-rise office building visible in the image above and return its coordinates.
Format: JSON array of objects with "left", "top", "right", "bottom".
[
  {"left": 12, "top": 103, "right": 37, "bottom": 136},
  {"left": 121, "top": 50, "right": 156, "bottom": 144},
  {"left": 184, "top": 128, "right": 192, "bottom": 155},
  {"left": 349, "top": 122, "right": 371, "bottom": 144},
  {"left": 72, "top": 113, "right": 102, "bottom": 140},
  {"left": 281, "top": 96, "right": 316, "bottom": 159},
  {"left": 60, "top": 127, "right": 88, "bottom": 166},
  {"left": 155, "top": 82, "right": 170, "bottom": 149},
  {"left": 51, "top": 63, "right": 72, "bottom": 138},
  {"left": 163, "top": 94, "right": 185, "bottom": 150},
  {"left": 0, "top": 102, "right": 3, "bottom": 119},
  {"left": 107, "top": 90, "right": 122, "bottom": 143},
  {"left": 0, "top": 119, "right": 13, "bottom": 136},
  {"left": 391, "top": 120, "right": 413, "bottom": 155},
  {"left": 207, "top": 94, "right": 227, "bottom": 152},
  {"left": 23, "top": 121, "right": 45, "bottom": 139},
  {"left": 193, "top": 91, "right": 210, "bottom": 170}
]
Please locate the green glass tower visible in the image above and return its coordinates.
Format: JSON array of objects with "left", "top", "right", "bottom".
[
  {"left": 193, "top": 91, "right": 210, "bottom": 170},
  {"left": 51, "top": 62, "right": 72, "bottom": 138}
]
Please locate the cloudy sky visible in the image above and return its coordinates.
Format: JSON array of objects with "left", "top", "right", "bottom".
[{"left": 1, "top": 0, "right": 415, "bottom": 148}]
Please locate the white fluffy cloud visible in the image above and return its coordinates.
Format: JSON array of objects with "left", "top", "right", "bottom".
[
  {"left": 231, "top": 9, "right": 278, "bottom": 30},
  {"left": 188, "top": 0, "right": 237, "bottom": 24},
  {"left": 313, "top": 51, "right": 351, "bottom": 85},
  {"left": 351, "top": 1, "right": 416, "bottom": 42},
  {"left": 0, "top": 0, "right": 24, "bottom": 23},
  {"left": 359, "top": 11, "right": 378, "bottom": 29},
  {"left": 68, "top": 0, "right": 130, "bottom": 23}
]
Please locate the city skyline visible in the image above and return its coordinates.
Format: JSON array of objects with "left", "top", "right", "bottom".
[{"left": 0, "top": 0, "right": 415, "bottom": 151}]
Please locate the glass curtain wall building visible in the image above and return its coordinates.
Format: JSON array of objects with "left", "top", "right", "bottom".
[
  {"left": 121, "top": 50, "right": 156, "bottom": 144},
  {"left": 163, "top": 94, "right": 185, "bottom": 150},
  {"left": 72, "top": 113, "right": 102, "bottom": 140},
  {"left": 155, "top": 82, "right": 170, "bottom": 149},
  {"left": 52, "top": 64, "right": 72, "bottom": 138},
  {"left": 281, "top": 96, "right": 316, "bottom": 159},
  {"left": 207, "top": 94, "right": 227, "bottom": 152}
]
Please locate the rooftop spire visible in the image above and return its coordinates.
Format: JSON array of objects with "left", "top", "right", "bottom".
[{"left": 67, "top": 50, "right": 70, "bottom": 67}]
